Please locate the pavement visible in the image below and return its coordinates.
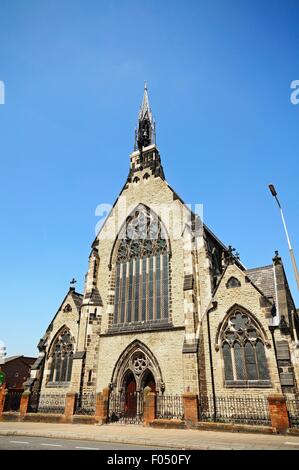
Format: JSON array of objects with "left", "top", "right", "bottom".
[{"left": 1, "top": 422, "right": 299, "bottom": 450}]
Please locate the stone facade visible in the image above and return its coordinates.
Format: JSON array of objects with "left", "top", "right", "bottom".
[{"left": 27, "top": 86, "right": 299, "bottom": 413}]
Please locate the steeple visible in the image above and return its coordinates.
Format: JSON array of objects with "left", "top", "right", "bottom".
[
  {"left": 135, "top": 82, "right": 156, "bottom": 151},
  {"left": 127, "top": 83, "right": 164, "bottom": 183}
]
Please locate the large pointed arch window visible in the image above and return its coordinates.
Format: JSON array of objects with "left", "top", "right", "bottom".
[
  {"left": 113, "top": 206, "right": 169, "bottom": 325},
  {"left": 48, "top": 328, "right": 74, "bottom": 385},
  {"left": 221, "top": 309, "right": 271, "bottom": 387}
]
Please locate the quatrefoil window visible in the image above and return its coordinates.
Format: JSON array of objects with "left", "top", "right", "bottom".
[{"left": 132, "top": 353, "right": 147, "bottom": 375}]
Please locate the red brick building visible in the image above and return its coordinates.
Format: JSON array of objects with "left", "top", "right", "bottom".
[{"left": 1, "top": 355, "right": 36, "bottom": 390}]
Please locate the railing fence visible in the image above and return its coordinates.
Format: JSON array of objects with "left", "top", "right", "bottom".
[
  {"left": 27, "top": 391, "right": 40, "bottom": 413},
  {"left": 156, "top": 394, "right": 184, "bottom": 420},
  {"left": 3, "top": 390, "right": 23, "bottom": 412},
  {"left": 37, "top": 394, "right": 66, "bottom": 414},
  {"left": 198, "top": 394, "right": 271, "bottom": 426},
  {"left": 74, "top": 392, "right": 96, "bottom": 415},
  {"left": 3, "top": 387, "right": 299, "bottom": 429},
  {"left": 108, "top": 390, "right": 144, "bottom": 424},
  {"left": 286, "top": 396, "right": 299, "bottom": 428}
]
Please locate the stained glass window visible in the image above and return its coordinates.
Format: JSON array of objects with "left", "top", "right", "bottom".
[
  {"left": 244, "top": 341, "right": 257, "bottom": 380},
  {"left": 234, "top": 342, "right": 246, "bottom": 380},
  {"left": 156, "top": 254, "right": 161, "bottom": 320},
  {"left": 256, "top": 340, "right": 270, "bottom": 380},
  {"left": 162, "top": 254, "right": 169, "bottom": 319},
  {"left": 49, "top": 328, "right": 74, "bottom": 384},
  {"left": 223, "top": 342, "right": 234, "bottom": 381},
  {"left": 113, "top": 206, "right": 169, "bottom": 324},
  {"left": 221, "top": 309, "right": 270, "bottom": 385}
]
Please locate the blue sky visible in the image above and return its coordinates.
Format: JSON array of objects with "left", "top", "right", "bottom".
[{"left": 0, "top": 0, "right": 298, "bottom": 357}]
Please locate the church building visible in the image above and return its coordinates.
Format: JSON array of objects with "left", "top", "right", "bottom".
[{"left": 26, "top": 85, "right": 299, "bottom": 421}]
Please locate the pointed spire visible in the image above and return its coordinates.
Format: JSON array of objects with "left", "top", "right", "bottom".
[
  {"left": 139, "top": 81, "right": 152, "bottom": 122},
  {"left": 129, "top": 84, "right": 164, "bottom": 182},
  {"left": 135, "top": 82, "right": 156, "bottom": 150}
]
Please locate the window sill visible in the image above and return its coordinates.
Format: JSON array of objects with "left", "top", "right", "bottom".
[
  {"left": 46, "top": 382, "right": 71, "bottom": 388},
  {"left": 225, "top": 380, "right": 272, "bottom": 388},
  {"left": 104, "top": 320, "right": 179, "bottom": 335}
]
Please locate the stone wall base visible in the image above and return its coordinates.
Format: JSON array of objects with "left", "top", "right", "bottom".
[
  {"left": 150, "top": 418, "right": 275, "bottom": 434},
  {"left": 0, "top": 412, "right": 295, "bottom": 436},
  {"left": 0, "top": 412, "right": 20, "bottom": 422},
  {"left": 150, "top": 419, "right": 185, "bottom": 429},
  {"left": 0, "top": 412, "right": 97, "bottom": 425},
  {"left": 1, "top": 412, "right": 65, "bottom": 424},
  {"left": 72, "top": 415, "right": 97, "bottom": 425},
  {"left": 195, "top": 421, "right": 275, "bottom": 434}
]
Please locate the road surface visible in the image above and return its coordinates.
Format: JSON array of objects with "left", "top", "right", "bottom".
[{"left": 0, "top": 435, "right": 160, "bottom": 450}]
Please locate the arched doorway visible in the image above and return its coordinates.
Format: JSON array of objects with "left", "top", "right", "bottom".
[
  {"left": 108, "top": 341, "right": 164, "bottom": 424},
  {"left": 111, "top": 341, "right": 164, "bottom": 393}
]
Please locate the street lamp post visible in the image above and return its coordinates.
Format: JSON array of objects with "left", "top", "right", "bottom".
[{"left": 268, "top": 184, "right": 299, "bottom": 290}]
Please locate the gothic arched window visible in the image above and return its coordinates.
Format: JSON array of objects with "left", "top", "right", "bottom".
[
  {"left": 113, "top": 206, "right": 169, "bottom": 325},
  {"left": 48, "top": 328, "right": 74, "bottom": 384},
  {"left": 221, "top": 309, "right": 270, "bottom": 387}
]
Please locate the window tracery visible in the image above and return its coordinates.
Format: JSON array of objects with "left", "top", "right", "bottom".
[
  {"left": 48, "top": 328, "right": 74, "bottom": 384},
  {"left": 114, "top": 206, "right": 169, "bottom": 324},
  {"left": 221, "top": 310, "right": 270, "bottom": 386}
]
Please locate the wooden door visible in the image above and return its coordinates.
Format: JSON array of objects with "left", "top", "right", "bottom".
[{"left": 125, "top": 375, "right": 137, "bottom": 417}]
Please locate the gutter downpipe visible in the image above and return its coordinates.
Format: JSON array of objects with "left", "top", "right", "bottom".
[{"left": 207, "top": 300, "right": 218, "bottom": 422}]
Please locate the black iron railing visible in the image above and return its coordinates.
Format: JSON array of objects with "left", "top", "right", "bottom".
[
  {"left": 156, "top": 394, "right": 184, "bottom": 420},
  {"left": 199, "top": 394, "right": 271, "bottom": 426},
  {"left": 286, "top": 396, "right": 299, "bottom": 428},
  {"left": 3, "top": 389, "right": 23, "bottom": 412},
  {"left": 37, "top": 394, "right": 66, "bottom": 414},
  {"left": 108, "top": 390, "right": 143, "bottom": 424},
  {"left": 74, "top": 392, "right": 96, "bottom": 415},
  {"left": 27, "top": 391, "right": 40, "bottom": 413}
]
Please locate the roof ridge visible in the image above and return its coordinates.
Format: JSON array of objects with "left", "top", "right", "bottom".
[{"left": 246, "top": 264, "right": 273, "bottom": 272}]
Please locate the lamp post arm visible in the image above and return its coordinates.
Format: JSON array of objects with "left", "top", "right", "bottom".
[
  {"left": 289, "top": 248, "right": 299, "bottom": 291},
  {"left": 279, "top": 207, "right": 292, "bottom": 250},
  {"left": 269, "top": 186, "right": 299, "bottom": 290}
]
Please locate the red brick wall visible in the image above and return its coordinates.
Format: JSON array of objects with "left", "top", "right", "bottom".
[{"left": 1, "top": 357, "right": 36, "bottom": 389}]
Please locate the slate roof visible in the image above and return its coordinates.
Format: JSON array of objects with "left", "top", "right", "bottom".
[
  {"left": 245, "top": 265, "right": 275, "bottom": 299},
  {"left": 5, "top": 355, "right": 36, "bottom": 364},
  {"left": 4, "top": 355, "right": 22, "bottom": 363}
]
